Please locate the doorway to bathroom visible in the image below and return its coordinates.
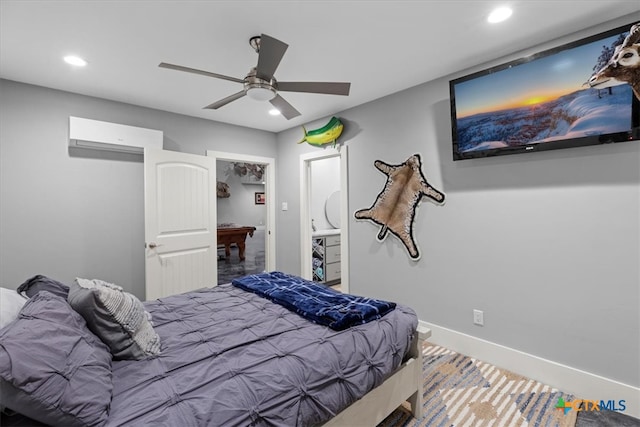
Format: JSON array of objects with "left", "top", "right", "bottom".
[{"left": 300, "top": 147, "right": 349, "bottom": 293}]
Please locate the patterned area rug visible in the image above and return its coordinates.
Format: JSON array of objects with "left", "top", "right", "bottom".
[{"left": 379, "top": 343, "right": 578, "bottom": 427}]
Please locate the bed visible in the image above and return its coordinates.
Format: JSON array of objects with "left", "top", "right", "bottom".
[{"left": 0, "top": 272, "right": 429, "bottom": 427}]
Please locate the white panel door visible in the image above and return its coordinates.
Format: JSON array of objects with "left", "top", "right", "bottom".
[{"left": 144, "top": 148, "right": 217, "bottom": 300}]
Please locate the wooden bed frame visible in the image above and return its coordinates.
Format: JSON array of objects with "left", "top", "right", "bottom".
[{"left": 323, "top": 324, "right": 431, "bottom": 426}]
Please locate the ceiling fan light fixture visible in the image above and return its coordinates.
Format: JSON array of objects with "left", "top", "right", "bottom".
[{"left": 246, "top": 85, "right": 277, "bottom": 101}]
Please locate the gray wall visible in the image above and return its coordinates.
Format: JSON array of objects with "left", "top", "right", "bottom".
[
  {"left": 0, "top": 79, "right": 276, "bottom": 299},
  {"left": 275, "top": 14, "right": 639, "bottom": 387}
]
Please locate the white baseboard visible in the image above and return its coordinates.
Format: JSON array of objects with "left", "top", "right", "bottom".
[{"left": 420, "top": 320, "right": 640, "bottom": 420}]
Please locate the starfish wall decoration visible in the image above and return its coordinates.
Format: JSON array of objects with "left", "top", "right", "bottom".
[{"left": 354, "top": 154, "right": 445, "bottom": 261}]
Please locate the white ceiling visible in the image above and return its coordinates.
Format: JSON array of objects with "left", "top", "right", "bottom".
[{"left": 1, "top": 1, "right": 639, "bottom": 133}]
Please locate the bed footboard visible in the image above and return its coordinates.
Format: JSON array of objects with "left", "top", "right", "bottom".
[{"left": 323, "top": 324, "right": 431, "bottom": 426}]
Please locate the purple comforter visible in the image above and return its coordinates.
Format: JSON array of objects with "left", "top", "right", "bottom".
[{"left": 106, "top": 284, "right": 417, "bottom": 426}]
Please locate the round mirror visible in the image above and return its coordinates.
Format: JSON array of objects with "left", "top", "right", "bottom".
[{"left": 325, "top": 191, "right": 341, "bottom": 229}]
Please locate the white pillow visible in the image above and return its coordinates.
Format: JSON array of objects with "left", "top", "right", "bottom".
[{"left": 0, "top": 287, "right": 28, "bottom": 329}]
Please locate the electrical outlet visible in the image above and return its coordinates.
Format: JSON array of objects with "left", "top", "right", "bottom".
[{"left": 473, "top": 309, "right": 484, "bottom": 326}]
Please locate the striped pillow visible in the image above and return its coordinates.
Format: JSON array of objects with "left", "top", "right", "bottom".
[{"left": 68, "top": 278, "right": 161, "bottom": 360}]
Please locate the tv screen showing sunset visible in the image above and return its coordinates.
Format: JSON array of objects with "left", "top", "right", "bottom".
[{"left": 451, "top": 30, "right": 634, "bottom": 154}]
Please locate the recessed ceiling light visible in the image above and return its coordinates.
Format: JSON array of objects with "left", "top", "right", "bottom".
[
  {"left": 488, "top": 7, "right": 512, "bottom": 23},
  {"left": 63, "top": 55, "right": 87, "bottom": 66},
  {"left": 268, "top": 108, "right": 281, "bottom": 116}
]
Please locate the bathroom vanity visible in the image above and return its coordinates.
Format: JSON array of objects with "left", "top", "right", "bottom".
[{"left": 312, "top": 229, "right": 341, "bottom": 285}]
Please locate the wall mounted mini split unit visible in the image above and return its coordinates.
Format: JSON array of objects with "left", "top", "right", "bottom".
[{"left": 69, "top": 116, "right": 163, "bottom": 154}]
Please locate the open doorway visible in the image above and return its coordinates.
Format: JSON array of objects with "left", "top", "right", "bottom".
[
  {"left": 215, "top": 159, "right": 266, "bottom": 284},
  {"left": 207, "top": 151, "right": 276, "bottom": 285},
  {"left": 300, "top": 146, "right": 349, "bottom": 293}
]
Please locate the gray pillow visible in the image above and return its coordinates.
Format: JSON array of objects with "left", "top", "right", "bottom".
[
  {"left": 0, "top": 291, "right": 112, "bottom": 427},
  {"left": 68, "top": 278, "right": 161, "bottom": 360},
  {"left": 16, "top": 274, "right": 69, "bottom": 299}
]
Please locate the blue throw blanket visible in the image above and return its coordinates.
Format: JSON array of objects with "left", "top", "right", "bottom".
[{"left": 232, "top": 271, "right": 396, "bottom": 331}]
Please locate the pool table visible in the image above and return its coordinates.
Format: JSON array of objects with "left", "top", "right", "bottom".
[{"left": 217, "top": 225, "right": 257, "bottom": 261}]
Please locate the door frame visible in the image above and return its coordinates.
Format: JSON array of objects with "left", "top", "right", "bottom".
[
  {"left": 300, "top": 146, "right": 349, "bottom": 293},
  {"left": 206, "top": 150, "right": 276, "bottom": 271}
]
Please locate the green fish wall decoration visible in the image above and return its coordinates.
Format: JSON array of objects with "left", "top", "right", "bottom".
[{"left": 298, "top": 116, "right": 344, "bottom": 147}]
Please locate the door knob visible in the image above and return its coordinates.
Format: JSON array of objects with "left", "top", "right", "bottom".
[{"left": 147, "top": 242, "right": 162, "bottom": 249}]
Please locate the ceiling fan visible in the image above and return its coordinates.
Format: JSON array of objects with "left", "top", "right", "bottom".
[{"left": 159, "top": 34, "right": 351, "bottom": 120}]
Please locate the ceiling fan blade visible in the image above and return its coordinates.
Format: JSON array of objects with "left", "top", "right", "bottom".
[
  {"left": 255, "top": 34, "right": 288, "bottom": 81},
  {"left": 159, "top": 62, "right": 244, "bottom": 84},
  {"left": 204, "top": 90, "right": 247, "bottom": 110},
  {"left": 277, "top": 81, "right": 351, "bottom": 96},
  {"left": 269, "top": 94, "right": 301, "bottom": 120}
]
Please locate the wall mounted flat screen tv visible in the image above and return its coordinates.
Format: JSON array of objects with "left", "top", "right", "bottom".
[{"left": 450, "top": 22, "right": 639, "bottom": 161}]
